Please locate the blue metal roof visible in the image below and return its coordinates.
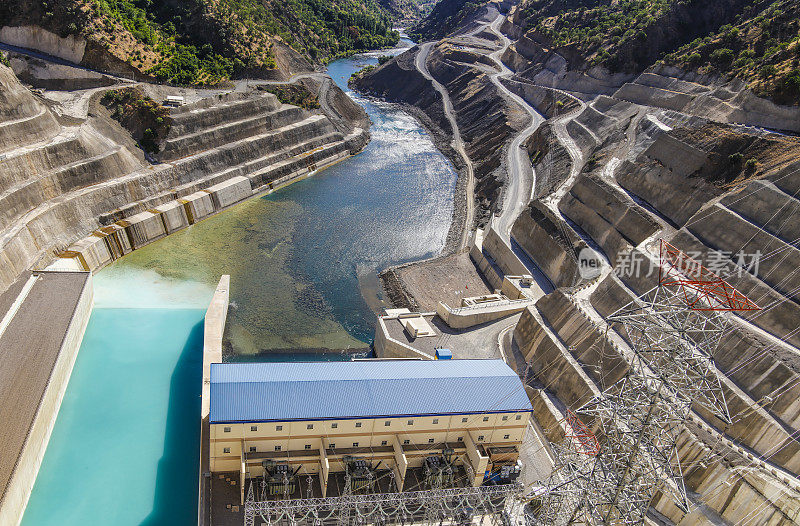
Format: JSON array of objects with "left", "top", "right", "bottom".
[{"left": 209, "top": 359, "right": 532, "bottom": 424}]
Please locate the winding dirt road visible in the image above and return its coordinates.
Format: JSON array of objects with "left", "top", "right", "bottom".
[
  {"left": 415, "top": 42, "right": 476, "bottom": 250},
  {"left": 484, "top": 15, "right": 545, "bottom": 240}
]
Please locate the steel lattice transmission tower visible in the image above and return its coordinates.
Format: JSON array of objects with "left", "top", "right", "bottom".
[
  {"left": 244, "top": 483, "right": 525, "bottom": 526},
  {"left": 579, "top": 240, "right": 759, "bottom": 524},
  {"left": 526, "top": 410, "right": 599, "bottom": 526},
  {"left": 528, "top": 240, "right": 759, "bottom": 525}
]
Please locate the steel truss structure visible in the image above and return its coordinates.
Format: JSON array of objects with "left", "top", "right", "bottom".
[
  {"left": 244, "top": 483, "right": 525, "bottom": 526},
  {"left": 529, "top": 240, "right": 759, "bottom": 525}
]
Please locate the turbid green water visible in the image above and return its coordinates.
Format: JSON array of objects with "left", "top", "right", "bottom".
[{"left": 22, "top": 42, "right": 458, "bottom": 525}]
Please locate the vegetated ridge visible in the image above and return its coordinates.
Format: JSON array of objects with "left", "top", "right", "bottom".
[
  {"left": 0, "top": 0, "right": 403, "bottom": 85},
  {"left": 412, "top": 0, "right": 800, "bottom": 104}
]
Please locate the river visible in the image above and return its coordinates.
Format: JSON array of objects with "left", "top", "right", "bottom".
[{"left": 21, "top": 40, "right": 457, "bottom": 524}]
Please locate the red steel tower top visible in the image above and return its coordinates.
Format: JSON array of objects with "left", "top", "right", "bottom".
[{"left": 658, "top": 240, "right": 760, "bottom": 312}]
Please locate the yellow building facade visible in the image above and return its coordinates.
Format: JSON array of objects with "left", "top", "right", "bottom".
[{"left": 209, "top": 359, "right": 532, "bottom": 497}]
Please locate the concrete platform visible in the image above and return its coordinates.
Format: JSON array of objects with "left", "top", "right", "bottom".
[
  {"left": 375, "top": 312, "right": 521, "bottom": 360},
  {"left": 0, "top": 270, "right": 92, "bottom": 525}
]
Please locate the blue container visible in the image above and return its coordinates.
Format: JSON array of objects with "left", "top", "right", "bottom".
[{"left": 435, "top": 348, "right": 452, "bottom": 360}]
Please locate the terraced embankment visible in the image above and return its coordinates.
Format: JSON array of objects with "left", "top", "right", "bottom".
[
  {"left": 0, "top": 64, "right": 369, "bottom": 296},
  {"left": 507, "top": 74, "right": 800, "bottom": 526}
]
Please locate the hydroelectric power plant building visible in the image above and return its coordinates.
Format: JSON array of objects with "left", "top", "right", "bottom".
[{"left": 208, "top": 359, "right": 532, "bottom": 510}]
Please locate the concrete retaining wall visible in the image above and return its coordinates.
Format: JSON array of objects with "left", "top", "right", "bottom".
[
  {"left": 199, "top": 275, "right": 229, "bottom": 526},
  {"left": 559, "top": 174, "right": 660, "bottom": 262},
  {"left": 511, "top": 205, "right": 584, "bottom": 288},
  {"left": 435, "top": 299, "right": 530, "bottom": 329},
  {"left": 0, "top": 271, "right": 92, "bottom": 526},
  {"left": 0, "top": 26, "right": 86, "bottom": 64}
]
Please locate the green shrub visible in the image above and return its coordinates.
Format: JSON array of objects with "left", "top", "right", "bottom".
[
  {"left": 729, "top": 152, "right": 744, "bottom": 165},
  {"left": 710, "top": 48, "right": 735, "bottom": 68},
  {"left": 782, "top": 69, "right": 800, "bottom": 97},
  {"left": 687, "top": 52, "right": 702, "bottom": 66}
]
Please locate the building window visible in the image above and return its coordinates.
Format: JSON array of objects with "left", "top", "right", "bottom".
[
  {"left": 515, "top": 415, "right": 522, "bottom": 420},
  {"left": 276, "top": 425, "right": 283, "bottom": 431},
  {"left": 432, "top": 418, "right": 439, "bottom": 424},
  {"left": 275, "top": 446, "right": 282, "bottom": 451},
  {"left": 223, "top": 447, "right": 231, "bottom": 454},
  {"left": 331, "top": 423, "right": 338, "bottom": 429},
  {"left": 502, "top": 416, "right": 508, "bottom": 421},
  {"left": 305, "top": 444, "right": 312, "bottom": 450},
  {"left": 381, "top": 440, "right": 388, "bottom": 446},
  {"left": 428, "top": 438, "right": 435, "bottom": 444},
  {"left": 355, "top": 422, "right": 362, "bottom": 428},
  {"left": 329, "top": 444, "right": 336, "bottom": 449},
  {"left": 352, "top": 442, "right": 359, "bottom": 448},
  {"left": 403, "top": 439, "right": 410, "bottom": 445},
  {"left": 385, "top": 420, "right": 391, "bottom": 426},
  {"left": 477, "top": 435, "right": 484, "bottom": 442},
  {"left": 461, "top": 417, "right": 468, "bottom": 423},
  {"left": 250, "top": 446, "right": 257, "bottom": 452},
  {"left": 503, "top": 434, "right": 510, "bottom": 440},
  {"left": 457, "top": 437, "right": 463, "bottom": 442},
  {"left": 407, "top": 420, "right": 414, "bottom": 425},
  {"left": 251, "top": 425, "right": 258, "bottom": 431},
  {"left": 482, "top": 416, "right": 489, "bottom": 422},
  {"left": 307, "top": 424, "right": 314, "bottom": 430},
  {"left": 223, "top": 427, "right": 231, "bottom": 433}
]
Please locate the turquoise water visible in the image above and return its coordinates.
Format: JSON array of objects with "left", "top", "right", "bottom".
[
  {"left": 22, "top": 307, "right": 206, "bottom": 526},
  {"left": 22, "top": 41, "right": 458, "bottom": 525}
]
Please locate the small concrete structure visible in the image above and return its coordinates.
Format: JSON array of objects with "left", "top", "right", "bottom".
[
  {"left": 95, "top": 224, "right": 132, "bottom": 259},
  {"left": 180, "top": 191, "right": 216, "bottom": 224},
  {"left": 117, "top": 211, "right": 167, "bottom": 249},
  {"left": 500, "top": 275, "right": 538, "bottom": 300},
  {"left": 152, "top": 201, "right": 190, "bottom": 233},
  {"left": 206, "top": 176, "right": 253, "bottom": 210},
  {"left": 163, "top": 95, "right": 185, "bottom": 107},
  {"left": 400, "top": 314, "right": 437, "bottom": 338},
  {"left": 59, "top": 232, "right": 113, "bottom": 271}
]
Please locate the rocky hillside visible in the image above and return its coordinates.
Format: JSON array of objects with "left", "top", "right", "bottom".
[
  {"left": 409, "top": 0, "right": 491, "bottom": 41},
  {"left": 0, "top": 0, "right": 400, "bottom": 84},
  {"left": 412, "top": 0, "right": 799, "bottom": 105}
]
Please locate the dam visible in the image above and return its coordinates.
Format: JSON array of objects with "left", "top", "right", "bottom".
[{"left": 20, "top": 44, "right": 457, "bottom": 525}]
